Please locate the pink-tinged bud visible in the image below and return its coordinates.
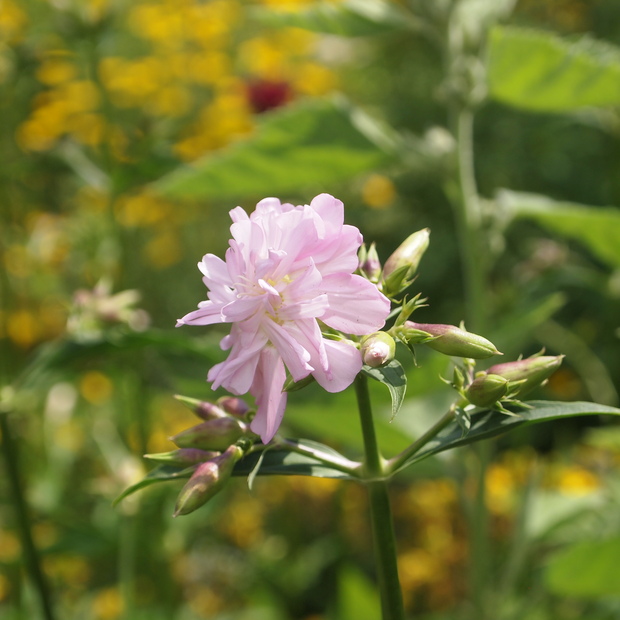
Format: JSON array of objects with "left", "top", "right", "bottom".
[
  {"left": 171, "top": 417, "right": 248, "bottom": 451},
  {"left": 143, "top": 448, "right": 219, "bottom": 466},
  {"left": 174, "top": 395, "right": 228, "bottom": 421},
  {"left": 465, "top": 374, "right": 509, "bottom": 407},
  {"left": 216, "top": 396, "right": 250, "bottom": 418},
  {"left": 360, "top": 243, "right": 382, "bottom": 283},
  {"left": 382, "top": 229, "right": 430, "bottom": 296},
  {"left": 486, "top": 354, "right": 564, "bottom": 397},
  {"left": 404, "top": 321, "right": 502, "bottom": 359},
  {"left": 361, "top": 332, "right": 396, "bottom": 368},
  {"left": 173, "top": 445, "right": 243, "bottom": 517}
]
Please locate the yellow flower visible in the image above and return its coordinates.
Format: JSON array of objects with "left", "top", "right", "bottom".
[{"left": 361, "top": 174, "right": 397, "bottom": 209}]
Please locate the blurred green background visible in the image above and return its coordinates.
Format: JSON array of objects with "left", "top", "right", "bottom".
[{"left": 2, "top": 0, "right": 620, "bottom": 619}]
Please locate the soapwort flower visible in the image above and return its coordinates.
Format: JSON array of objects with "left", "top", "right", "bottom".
[{"left": 177, "top": 194, "right": 390, "bottom": 443}]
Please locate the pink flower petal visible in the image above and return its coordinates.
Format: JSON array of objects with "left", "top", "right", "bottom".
[
  {"left": 250, "top": 347, "right": 287, "bottom": 443},
  {"left": 320, "top": 273, "right": 390, "bottom": 334},
  {"left": 312, "top": 339, "right": 363, "bottom": 393}
]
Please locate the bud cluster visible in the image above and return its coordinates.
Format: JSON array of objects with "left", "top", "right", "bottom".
[
  {"left": 144, "top": 395, "right": 255, "bottom": 516},
  {"left": 461, "top": 353, "right": 564, "bottom": 411}
]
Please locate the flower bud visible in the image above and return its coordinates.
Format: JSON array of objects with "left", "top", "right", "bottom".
[
  {"left": 143, "top": 448, "right": 219, "bottom": 466},
  {"left": 359, "top": 242, "right": 382, "bottom": 283},
  {"left": 382, "top": 229, "right": 430, "bottom": 296},
  {"left": 216, "top": 396, "right": 250, "bottom": 419},
  {"left": 404, "top": 321, "right": 502, "bottom": 359},
  {"left": 171, "top": 417, "right": 248, "bottom": 451},
  {"left": 465, "top": 373, "right": 509, "bottom": 407},
  {"left": 361, "top": 332, "right": 396, "bottom": 368},
  {"left": 173, "top": 445, "right": 242, "bottom": 517},
  {"left": 174, "top": 395, "right": 229, "bottom": 421},
  {"left": 486, "top": 354, "right": 564, "bottom": 397}
]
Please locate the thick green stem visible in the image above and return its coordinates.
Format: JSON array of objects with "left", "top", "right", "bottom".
[
  {"left": 354, "top": 374, "right": 405, "bottom": 620},
  {"left": 0, "top": 412, "right": 56, "bottom": 620}
]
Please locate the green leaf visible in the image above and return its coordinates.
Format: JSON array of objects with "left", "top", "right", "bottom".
[
  {"left": 362, "top": 360, "right": 407, "bottom": 421},
  {"left": 113, "top": 464, "right": 196, "bottom": 505},
  {"left": 396, "top": 401, "right": 620, "bottom": 473},
  {"left": 251, "top": 0, "right": 416, "bottom": 37},
  {"left": 498, "top": 189, "right": 620, "bottom": 267},
  {"left": 233, "top": 439, "right": 357, "bottom": 480},
  {"left": 153, "top": 97, "right": 395, "bottom": 200},
  {"left": 488, "top": 26, "right": 620, "bottom": 111},
  {"left": 545, "top": 536, "right": 620, "bottom": 598}
]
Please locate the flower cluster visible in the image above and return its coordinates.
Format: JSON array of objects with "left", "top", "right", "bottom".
[{"left": 177, "top": 194, "right": 391, "bottom": 442}]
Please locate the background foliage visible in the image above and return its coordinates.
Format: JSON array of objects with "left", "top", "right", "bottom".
[{"left": 1, "top": 0, "right": 620, "bottom": 619}]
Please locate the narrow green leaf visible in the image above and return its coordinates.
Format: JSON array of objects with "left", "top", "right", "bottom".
[
  {"left": 498, "top": 189, "right": 620, "bottom": 267},
  {"left": 233, "top": 439, "right": 356, "bottom": 480},
  {"left": 251, "top": 0, "right": 416, "bottom": 37},
  {"left": 153, "top": 97, "right": 395, "bottom": 200},
  {"left": 545, "top": 536, "right": 620, "bottom": 598},
  {"left": 362, "top": 359, "right": 407, "bottom": 421},
  {"left": 397, "top": 400, "right": 620, "bottom": 472},
  {"left": 488, "top": 26, "right": 620, "bottom": 111},
  {"left": 454, "top": 406, "right": 471, "bottom": 437},
  {"left": 113, "top": 464, "right": 195, "bottom": 505}
]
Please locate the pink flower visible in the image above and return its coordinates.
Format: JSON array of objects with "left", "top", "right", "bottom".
[{"left": 177, "top": 194, "right": 391, "bottom": 443}]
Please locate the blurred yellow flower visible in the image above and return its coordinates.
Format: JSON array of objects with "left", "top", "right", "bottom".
[
  {"left": 80, "top": 371, "right": 114, "bottom": 405},
  {"left": 362, "top": 174, "right": 397, "bottom": 210},
  {"left": 555, "top": 465, "right": 600, "bottom": 495},
  {"left": 6, "top": 309, "right": 40, "bottom": 348},
  {"left": 92, "top": 586, "right": 124, "bottom": 620},
  {"left": 0, "top": 0, "right": 27, "bottom": 44}
]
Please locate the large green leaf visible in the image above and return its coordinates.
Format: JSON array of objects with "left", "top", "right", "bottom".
[
  {"left": 488, "top": 26, "right": 620, "bottom": 111},
  {"left": 153, "top": 97, "right": 395, "bottom": 200},
  {"left": 251, "top": 0, "right": 416, "bottom": 37},
  {"left": 498, "top": 189, "right": 620, "bottom": 267},
  {"left": 395, "top": 401, "right": 620, "bottom": 473},
  {"left": 545, "top": 536, "right": 620, "bottom": 598}
]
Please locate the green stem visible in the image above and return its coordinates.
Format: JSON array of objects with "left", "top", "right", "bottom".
[
  {"left": 386, "top": 406, "right": 456, "bottom": 476},
  {"left": 275, "top": 438, "right": 361, "bottom": 477},
  {"left": 0, "top": 412, "right": 56, "bottom": 620},
  {"left": 451, "top": 106, "right": 487, "bottom": 332},
  {"left": 354, "top": 374, "right": 405, "bottom": 620}
]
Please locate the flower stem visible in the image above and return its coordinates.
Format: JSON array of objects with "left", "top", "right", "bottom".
[
  {"left": 386, "top": 406, "right": 456, "bottom": 476},
  {"left": 354, "top": 374, "right": 405, "bottom": 620},
  {"left": 0, "top": 411, "right": 56, "bottom": 620}
]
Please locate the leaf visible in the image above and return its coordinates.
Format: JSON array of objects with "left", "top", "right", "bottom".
[
  {"left": 454, "top": 406, "right": 471, "bottom": 437},
  {"left": 362, "top": 359, "right": 407, "bottom": 421},
  {"left": 153, "top": 97, "right": 396, "bottom": 201},
  {"left": 113, "top": 464, "right": 196, "bottom": 505},
  {"left": 233, "top": 439, "right": 357, "bottom": 480},
  {"left": 545, "top": 536, "right": 620, "bottom": 598},
  {"left": 395, "top": 401, "right": 620, "bottom": 473},
  {"left": 498, "top": 189, "right": 620, "bottom": 267},
  {"left": 488, "top": 26, "right": 620, "bottom": 111},
  {"left": 251, "top": 0, "right": 416, "bottom": 37}
]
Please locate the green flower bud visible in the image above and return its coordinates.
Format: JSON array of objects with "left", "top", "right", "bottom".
[
  {"left": 361, "top": 332, "right": 396, "bottom": 368},
  {"left": 143, "top": 448, "right": 219, "bottom": 466},
  {"left": 173, "top": 445, "right": 242, "bottom": 517},
  {"left": 171, "top": 417, "right": 248, "bottom": 451},
  {"left": 382, "top": 229, "right": 430, "bottom": 296},
  {"left": 465, "top": 373, "right": 510, "bottom": 407},
  {"left": 360, "top": 242, "right": 382, "bottom": 283},
  {"left": 486, "top": 355, "right": 564, "bottom": 397},
  {"left": 404, "top": 321, "right": 502, "bottom": 359}
]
